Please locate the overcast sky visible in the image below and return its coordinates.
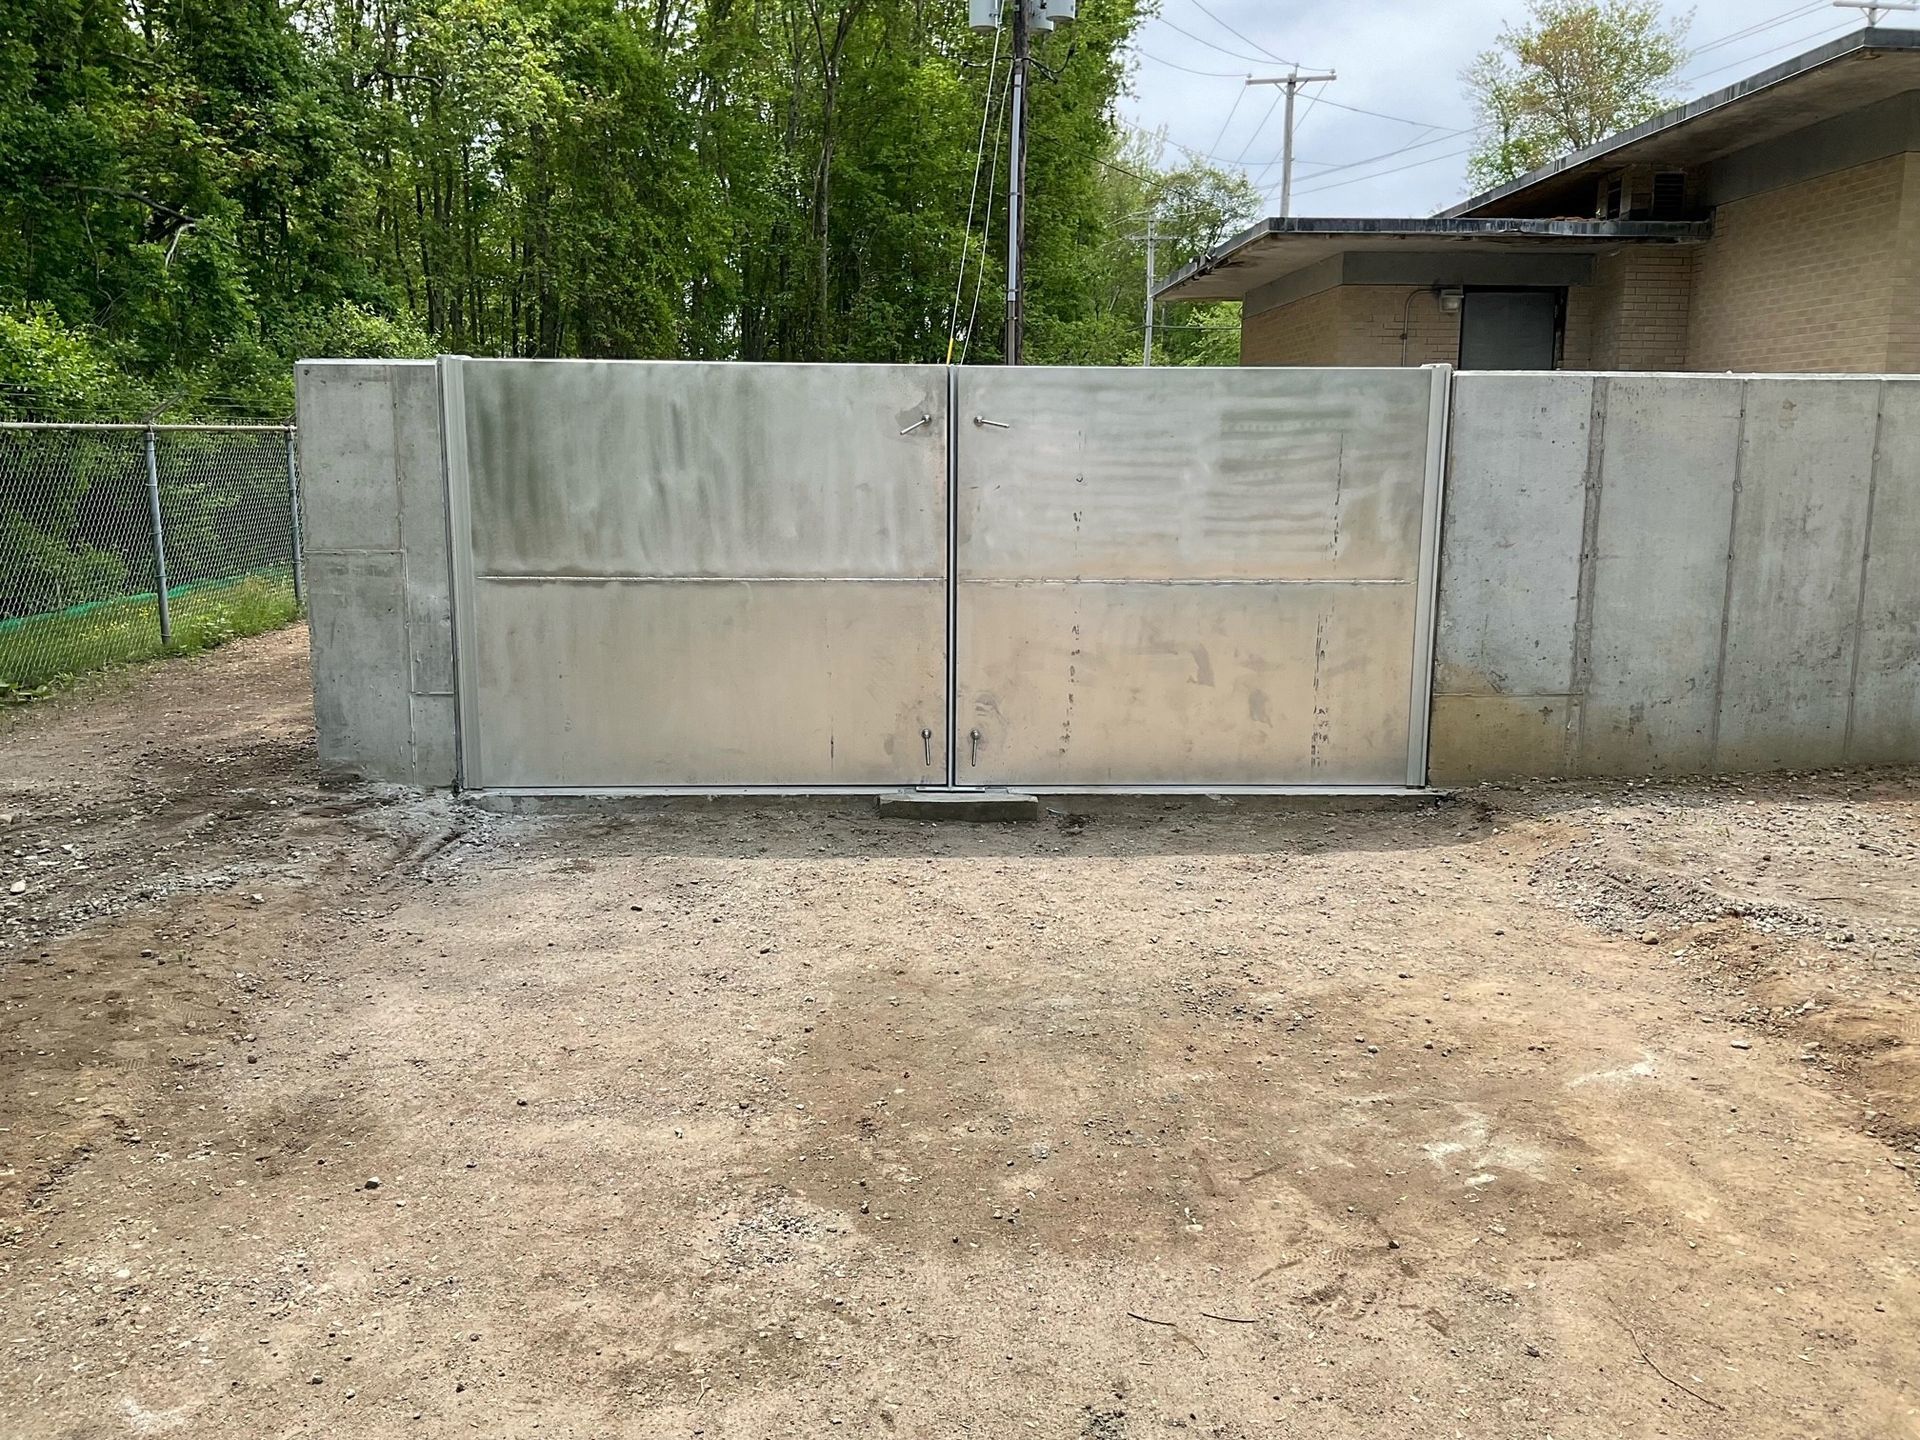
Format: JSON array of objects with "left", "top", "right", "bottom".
[{"left": 1116, "top": 0, "right": 1902, "bottom": 219}]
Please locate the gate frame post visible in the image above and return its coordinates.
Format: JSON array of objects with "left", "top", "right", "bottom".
[
  {"left": 284, "top": 426, "right": 305, "bottom": 607},
  {"left": 144, "top": 424, "right": 173, "bottom": 648},
  {"left": 437, "top": 356, "right": 482, "bottom": 790},
  {"left": 944, "top": 365, "right": 960, "bottom": 786},
  {"left": 1406, "top": 363, "right": 1454, "bottom": 788}
]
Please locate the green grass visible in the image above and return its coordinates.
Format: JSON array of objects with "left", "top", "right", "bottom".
[{"left": 0, "top": 569, "right": 303, "bottom": 699}]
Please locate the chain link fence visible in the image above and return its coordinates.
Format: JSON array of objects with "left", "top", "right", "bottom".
[{"left": 0, "top": 423, "right": 303, "bottom": 697}]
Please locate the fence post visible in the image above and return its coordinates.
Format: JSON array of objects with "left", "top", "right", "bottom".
[
  {"left": 143, "top": 424, "right": 173, "bottom": 647},
  {"left": 284, "top": 426, "right": 305, "bottom": 607}
]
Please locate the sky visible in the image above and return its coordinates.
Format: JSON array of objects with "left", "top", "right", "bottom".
[{"left": 1116, "top": 0, "right": 1909, "bottom": 219}]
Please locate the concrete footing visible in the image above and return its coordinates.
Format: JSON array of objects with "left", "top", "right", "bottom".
[{"left": 876, "top": 790, "right": 1042, "bottom": 822}]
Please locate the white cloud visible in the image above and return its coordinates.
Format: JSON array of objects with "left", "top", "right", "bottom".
[{"left": 1115, "top": 0, "right": 1891, "bottom": 218}]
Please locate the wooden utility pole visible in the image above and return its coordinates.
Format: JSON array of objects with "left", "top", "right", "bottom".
[
  {"left": 1246, "top": 70, "right": 1337, "bottom": 217},
  {"left": 1002, "top": 0, "right": 1030, "bottom": 364}
]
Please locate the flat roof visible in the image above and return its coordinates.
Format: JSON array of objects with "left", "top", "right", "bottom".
[
  {"left": 1448, "top": 27, "right": 1920, "bottom": 218},
  {"left": 1154, "top": 217, "right": 1708, "bottom": 304},
  {"left": 1156, "top": 28, "right": 1920, "bottom": 304}
]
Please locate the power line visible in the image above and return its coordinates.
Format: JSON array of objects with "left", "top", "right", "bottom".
[
  {"left": 1231, "top": 87, "right": 1285, "bottom": 165},
  {"left": 1147, "top": 13, "right": 1282, "bottom": 66},
  {"left": 961, "top": 65, "right": 1014, "bottom": 365},
  {"left": 1132, "top": 48, "right": 1246, "bottom": 79},
  {"left": 1307, "top": 95, "right": 1468, "bottom": 132},
  {"left": 1291, "top": 144, "right": 1475, "bottom": 198},
  {"left": 945, "top": 23, "right": 1005, "bottom": 363},
  {"left": 1689, "top": 1, "right": 1828, "bottom": 56},
  {"left": 1676, "top": 15, "right": 1854, "bottom": 86},
  {"left": 1116, "top": 117, "right": 1259, "bottom": 168},
  {"left": 1202, "top": 80, "right": 1250, "bottom": 159},
  {"left": 1250, "top": 92, "right": 1321, "bottom": 189},
  {"left": 1178, "top": 0, "right": 1302, "bottom": 68},
  {"left": 1262, "top": 125, "right": 1465, "bottom": 192}
]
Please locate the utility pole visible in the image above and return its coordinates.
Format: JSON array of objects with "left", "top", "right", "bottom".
[
  {"left": 972, "top": 0, "right": 1073, "bottom": 362},
  {"left": 1003, "top": 0, "right": 1029, "bottom": 365},
  {"left": 1142, "top": 212, "right": 1157, "bottom": 366},
  {"left": 1833, "top": 0, "right": 1917, "bottom": 21},
  {"left": 1247, "top": 69, "right": 1336, "bottom": 217}
]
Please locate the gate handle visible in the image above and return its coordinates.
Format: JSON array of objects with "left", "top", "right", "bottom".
[
  {"left": 921, "top": 727, "right": 933, "bottom": 767},
  {"left": 969, "top": 728, "right": 982, "bottom": 766},
  {"left": 900, "top": 413, "right": 933, "bottom": 435},
  {"left": 972, "top": 416, "right": 1010, "bottom": 429}
]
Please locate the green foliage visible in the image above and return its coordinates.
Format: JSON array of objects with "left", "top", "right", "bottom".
[
  {"left": 0, "top": 0, "right": 1242, "bottom": 407},
  {"left": 0, "top": 305, "right": 153, "bottom": 420},
  {"left": 0, "top": 569, "right": 298, "bottom": 695},
  {"left": 1464, "top": 0, "right": 1691, "bottom": 194}
]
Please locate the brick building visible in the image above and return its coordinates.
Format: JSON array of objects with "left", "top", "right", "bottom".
[{"left": 1156, "top": 30, "right": 1920, "bottom": 372}]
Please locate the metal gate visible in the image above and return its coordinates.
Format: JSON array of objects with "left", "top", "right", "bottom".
[
  {"left": 443, "top": 359, "right": 1447, "bottom": 791},
  {"left": 443, "top": 359, "right": 950, "bottom": 788},
  {"left": 954, "top": 366, "right": 1448, "bottom": 788}
]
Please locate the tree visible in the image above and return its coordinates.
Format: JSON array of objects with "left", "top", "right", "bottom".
[
  {"left": 0, "top": 0, "right": 1250, "bottom": 418},
  {"left": 1463, "top": 0, "right": 1691, "bottom": 193}
]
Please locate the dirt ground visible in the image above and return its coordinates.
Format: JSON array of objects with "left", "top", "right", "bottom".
[{"left": 1, "top": 626, "right": 1917, "bottom": 1440}]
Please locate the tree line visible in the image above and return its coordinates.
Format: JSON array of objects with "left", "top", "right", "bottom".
[{"left": 0, "top": 0, "right": 1255, "bottom": 420}]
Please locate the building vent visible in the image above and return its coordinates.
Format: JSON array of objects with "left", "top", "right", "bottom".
[{"left": 1651, "top": 171, "right": 1687, "bottom": 219}]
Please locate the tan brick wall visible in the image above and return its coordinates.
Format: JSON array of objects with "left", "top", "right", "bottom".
[
  {"left": 1886, "top": 151, "right": 1920, "bottom": 373},
  {"left": 1241, "top": 286, "right": 1459, "bottom": 366},
  {"left": 1240, "top": 286, "right": 1346, "bottom": 364},
  {"left": 1340, "top": 287, "right": 1461, "bottom": 366},
  {"left": 1562, "top": 285, "right": 1594, "bottom": 368},
  {"left": 1687, "top": 155, "right": 1906, "bottom": 373},
  {"left": 1586, "top": 249, "right": 1694, "bottom": 370}
]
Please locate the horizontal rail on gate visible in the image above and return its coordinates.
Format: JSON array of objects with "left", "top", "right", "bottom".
[{"left": 0, "top": 421, "right": 295, "bottom": 433}]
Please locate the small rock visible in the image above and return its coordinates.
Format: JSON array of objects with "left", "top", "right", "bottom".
[
  {"left": 1639, "top": 931, "right": 1659, "bottom": 945},
  {"left": 364, "top": 1177, "right": 381, "bottom": 1190},
  {"left": 1730, "top": 1039, "right": 1752, "bottom": 1050},
  {"left": 8, "top": 880, "right": 24, "bottom": 895},
  {"left": 310, "top": 1374, "right": 323, "bottom": 1385}
]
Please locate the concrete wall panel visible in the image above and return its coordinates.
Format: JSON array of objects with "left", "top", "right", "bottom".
[
  {"left": 1436, "top": 372, "right": 1912, "bottom": 782},
  {"left": 304, "top": 548, "right": 411, "bottom": 779},
  {"left": 1580, "top": 376, "right": 1742, "bottom": 773},
  {"left": 295, "top": 364, "right": 402, "bottom": 551},
  {"left": 295, "top": 360, "right": 456, "bottom": 785},
  {"left": 1850, "top": 379, "right": 1920, "bottom": 763},
  {"left": 393, "top": 363, "right": 455, "bottom": 698},
  {"left": 1435, "top": 373, "right": 1592, "bottom": 699},
  {"left": 1715, "top": 379, "right": 1879, "bottom": 770}
]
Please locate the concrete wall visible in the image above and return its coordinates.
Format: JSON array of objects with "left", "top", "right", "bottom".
[
  {"left": 1433, "top": 371, "right": 1920, "bottom": 780},
  {"left": 294, "top": 360, "right": 458, "bottom": 784},
  {"left": 297, "top": 362, "right": 1919, "bottom": 788}
]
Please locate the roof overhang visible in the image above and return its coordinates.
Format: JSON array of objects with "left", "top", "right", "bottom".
[
  {"left": 1447, "top": 28, "right": 1920, "bottom": 218},
  {"left": 1154, "top": 217, "right": 1710, "bottom": 304}
]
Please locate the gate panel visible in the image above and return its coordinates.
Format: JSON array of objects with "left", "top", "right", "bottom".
[
  {"left": 954, "top": 366, "right": 1446, "bottom": 787},
  {"left": 446, "top": 360, "right": 949, "bottom": 787}
]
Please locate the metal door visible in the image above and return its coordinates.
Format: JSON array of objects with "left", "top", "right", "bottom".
[
  {"left": 443, "top": 359, "right": 950, "bottom": 788},
  {"left": 1459, "top": 290, "right": 1560, "bottom": 370},
  {"left": 953, "top": 366, "right": 1448, "bottom": 788}
]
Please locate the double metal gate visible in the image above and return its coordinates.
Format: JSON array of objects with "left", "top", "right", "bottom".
[{"left": 442, "top": 359, "right": 1448, "bottom": 792}]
